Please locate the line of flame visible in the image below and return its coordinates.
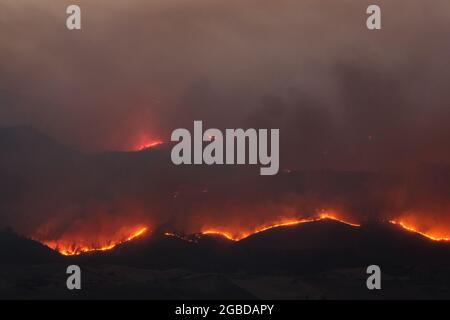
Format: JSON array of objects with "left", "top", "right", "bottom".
[
  {"left": 201, "top": 213, "right": 361, "bottom": 241},
  {"left": 43, "top": 217, "right": 450, "bottom": 256},
  {"left": 389, "top": 220, "right": 450, "bottom": 242},
  {"left": 47, "top": 226, "right": 148, "bottom": 256},
  {"left": 136, "top": 140, "right": 163, "bottom": 151}
]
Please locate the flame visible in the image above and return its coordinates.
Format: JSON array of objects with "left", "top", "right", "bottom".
[
  {"left": 42, "top": 226, "right": 149, "bottom": 256},
  {"left": 389, "top": 220, "right": 450, "bottom": 241},
  {"left": 125, "top": 132, "right": 164, "bottom": 151},
  {"left": 164, "top": 232, "right": 198, "bottom": 243},
  {"left": 318, "top": 213, "right": 361, "bottom": 227},
  {"left": 135, "top": 140, "right": 163, "bottom": 151},
  {"left": 35, "top": 214, "right": 450, "bottom": 256},
  {"left": 201, "top": 212, "right": 360, "bottom": 241},
  {"left": 202, "top": 230, "right": 237, "bottom": 241}
]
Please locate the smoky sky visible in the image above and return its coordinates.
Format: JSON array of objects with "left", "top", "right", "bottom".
[{"left": 1, "top": 0, "right": 450, "bottom": 171}]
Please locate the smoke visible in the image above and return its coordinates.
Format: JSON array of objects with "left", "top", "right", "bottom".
[
  {"left": 0, "top": 0, "right": 449, "bottom": 167},
  {"left": 1, "top": 1, "right": 450, "bottom": 240},
  {"left": 2, "top": 135, "right": 450, "bottom": 241}
]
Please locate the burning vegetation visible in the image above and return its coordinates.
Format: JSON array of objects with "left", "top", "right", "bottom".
[
  {"left": 389, "top": 220, "right": 450, "bottom": 242},
  {"left": 37, "top": 226, "right": 148, "bottom": 256},
  {"left": 201, "top": 212, "right": 361, "bottom": 241},
  {"left": 32, "top": 212, "right": 450, "bottom": 257},
  {"left": 129, "top": 134, "right": 164, "bottom": 151},
  {"left": 134, "top": 140, "right": 164, "bottom": 151}
]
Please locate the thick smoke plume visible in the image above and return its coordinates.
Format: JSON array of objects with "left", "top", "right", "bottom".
[{"left": 1, "top": 1, "right": 450, "bottom": 242}]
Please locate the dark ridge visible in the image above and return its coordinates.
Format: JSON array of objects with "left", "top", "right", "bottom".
[
  {"left": 0, "top": 229, "right": 62, "bottom": 265},
  {"left": 45, "top": 220, "right": 450, "bottom": 275}
]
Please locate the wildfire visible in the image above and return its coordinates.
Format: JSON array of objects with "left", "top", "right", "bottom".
[
  {"left": 42, "top": 226, "right": 149, "bottom": 256},
  {"left": 389, "top": 220, "right": 450, "bottom": 242},
  {"left": 164, "top": 232, "right": 198, "bottom": 243},
  {"left": 318, "top": 213, "right": 361, "bottom": 227},
  {"left": 202, "top": 230, "right": 237, "bottom": 241},
  {"left": 135, "top": 140, "right": 163, "bottom": 151},
  {"left": 125, "top": 132, "right": 164, "bottom": 151},
  {"left": 35, "top": 215, "right": 450, "bottom": 256},
  {"left": 201, "top": 212, "right": 360, "bottom": 241}
]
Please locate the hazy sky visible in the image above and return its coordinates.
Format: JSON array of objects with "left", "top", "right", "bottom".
[
  {"left": 2, "top": 1, "right": 450, "bottom": 243},
  {"left": 1, "top": 0, "right": 450, "bottom": 170}
]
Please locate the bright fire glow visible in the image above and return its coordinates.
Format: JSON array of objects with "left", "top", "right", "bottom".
[
  {"left": 135, "top": 140, "right": 163, "bottom": 151},
  {"left": 202, "top": 230, "right": 237, "bottom": 241},
  {"left": 36, "top": 215, "right": 450, "bottom": 256},
  {"left": 42, "top": 226, "right": 149, "bottom": 256},
  {"left": 164, "top": 232, "right": 198, "bottom": 243},
  {"left": 389, "top": 220, "right": 450, "bottom": 241},
  {"left": 127, "top": 132, "right": 164, "bottom": 151},
  {"left": 201, "top": 213, "right": 360, "bottom": 241}
]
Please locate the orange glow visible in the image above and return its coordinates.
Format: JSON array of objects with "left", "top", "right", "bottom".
[
  {"left": 134, "top": 140, "right": 163, "bottom": 151},
  {"left": 126, "top": 132, "right": 164, "bottom": 151},
  {"left": 42, "top": 226, "right": 149, "bottom": 256},
  {"left": 201, "top": 212, "right": 360, "bottom": 241},
  {"left": 202, "top": 230, "right": 237, "bottom": 241},
  {"left": 164, "top": 232, "right": 198, "bottom": 243},
  {"left": 318, "top": 212, "right": 361, "bottom": 227},
  {"left": 389, "top": 220, "right": 450, "bottom": 241}
]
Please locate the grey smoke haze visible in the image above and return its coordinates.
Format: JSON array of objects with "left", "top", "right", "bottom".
[
  {"left": 1, "top": 0, "right": 450, "bottom": 170},
  {"left": 1, "top": 1, "right": 450, "bottom": 242}
]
